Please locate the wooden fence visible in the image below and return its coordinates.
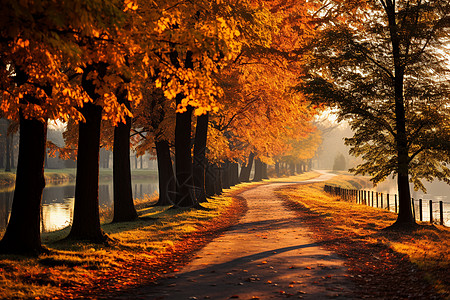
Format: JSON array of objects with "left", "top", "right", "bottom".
[{"left": 323, "top": 185, "right": 447, "bottom": 226}]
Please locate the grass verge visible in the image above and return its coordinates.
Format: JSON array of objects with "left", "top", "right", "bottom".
[
  {"left": 0, "top": 185, "right": 247, "bottom": 299},
  {"left": 276, "top": 179, "right": 449, "bottom": 299},
  {"left": 0, "top": 171, "right": 321, "bottom": 299}
]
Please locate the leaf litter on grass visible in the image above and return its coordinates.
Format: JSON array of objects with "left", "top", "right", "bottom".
[{"left": 276, "top": 181, "right": 449, "bottom": 299}]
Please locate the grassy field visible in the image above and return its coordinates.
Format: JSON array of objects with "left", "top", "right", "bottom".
[{"left": 276, "top": 178, "right": 449, "bottom": 298}]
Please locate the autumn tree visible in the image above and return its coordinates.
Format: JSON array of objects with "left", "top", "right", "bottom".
[
  {"left": 133, "top": 87, "right": 176, "bottom": 207},
  {"left": 202, "top": 0, "right": 320, "bottom": 185},
  {"left": 64, "top": 0, "right": 147, "bottom": 241},
  {"left": 0, "top": 0, "right": 129, "bottom": 253},
  {"left": 301, "top": 0, "right": 450, "bottom": 228},
  {"left": 132, "top": 0, "right": 277, "bottom": 208}
]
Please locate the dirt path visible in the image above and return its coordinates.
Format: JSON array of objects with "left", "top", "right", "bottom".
[{"left": 118, "top": 174, "right": 356, "bottom": 299}]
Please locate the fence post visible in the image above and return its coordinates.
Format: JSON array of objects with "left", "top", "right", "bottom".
[
  {"left": 419, "top": 199, "right": 423, "bottom": 221},
  {"left": 376, "top": 192, "right": 378, "bottom": 208},
  {"left": 387, "top": 194, "right": 390, "bottom": 211},
  {"left": 381, "top": 193, "right": 383, "bottom": 209},
  {"left": 429, "top": 200, "right": 433, "bottom": 224},
  {"left": 440, "top": 201, "right": 444, "bottom": 226},
  {"left": 395, "top": 195, "right": 397, "bottom": 213}
]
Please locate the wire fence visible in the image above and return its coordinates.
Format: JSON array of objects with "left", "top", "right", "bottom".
[{"left": 324, "top": 185, "right": 449, "bottom": 226}]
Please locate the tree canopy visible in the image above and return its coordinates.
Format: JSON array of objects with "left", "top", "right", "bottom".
[{"left": 300, "top": 0, "right": 450, "bottom": 226}]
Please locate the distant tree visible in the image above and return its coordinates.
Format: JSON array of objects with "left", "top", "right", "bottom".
[
  {"left": 333, "top": 153, "right": 346, "bottom": 171},
  {"left": 301, "top": 0, "right": 450, "bottom": 228}
]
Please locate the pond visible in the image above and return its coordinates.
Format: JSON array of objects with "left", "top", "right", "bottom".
[{"left": 0, "top": 178, "right": 159, "bottom": 234}]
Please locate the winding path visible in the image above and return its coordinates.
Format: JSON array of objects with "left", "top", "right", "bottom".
[{"left": 123, "top": 173, "right": 356, "bottom": 299}]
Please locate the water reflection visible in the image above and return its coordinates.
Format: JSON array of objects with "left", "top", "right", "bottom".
[
  {"left": 0, "top": 191, "right": 13, "bottom": 232},
  {"left": 373, "top": 177, "right": 450, "bottom": 202},
  {"left": 0, "top": 180, "right": 158, "bottom": 235},
  {"left": 365, "top": 177, "right": 450, "bottom": 225}
]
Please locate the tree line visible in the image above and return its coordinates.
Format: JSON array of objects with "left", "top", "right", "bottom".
[
  {"left": 2, "top": 0, "right": 447, "bottom": 256},
  {"left": 0, "top": 0, "right": 320, "bottom": 255}
]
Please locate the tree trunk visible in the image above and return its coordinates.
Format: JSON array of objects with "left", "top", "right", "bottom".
[
  {"left": 44, "top": 148, "right": 48, "bottom": 169},
  {"left": 174, "top": 96, "right": 196, "bottom": 208},
  {"left": 205, "top": 162, "right": 216, "bottom": 197},
  {"left": 112, "top": 96, "right": 137, "bottom": 222},
  {"left": 239, "top": 152, "right": 255, "bottom": 182},
  {"left": 105, "top": 150, "right": 110, "bottom": 168},
  {"left": 213, "top": 165, "right": 222, "bottom": 195},
  {"left": 0, "top": 113, "right": 47, "bottom": 255},
  {"left": 10, "top": 134, "right": 15, "bottom": 169},
  {"left": 193, "top": 113, "right": 208, "bottom": 203},
  {"left": 262, "top": 163, "right": 269, "bottom": 179},
  {"left": 275, "top": 162, "right": 280, "bottom": 177},
  {"left": 229, "top": 162, "right": 240, "bottom": 186},
  {"left": 222, "top": 161, "right": 231, "bottom": 189},
  {"left": 0, "top": 135, "right": 4, "bottom": 169},
  {"left": 154, "top": 140, "right": 175, "bottom": 206},
  {"left": 253, "top": 158, "right": 263, "bottom": 181},
  {"left": 289, "top": 163, "right": 296, "bottom": 175},
  {"left": 67, "top": 103, "right": 106, "bottom": 242},
  {"left": 385, "top": 2, "right": 415, "bottom": 227},
  {"left": 5, "top": 131, "right": 11, "bottom": 172}
]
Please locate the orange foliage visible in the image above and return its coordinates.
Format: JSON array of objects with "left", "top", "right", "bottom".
[{"left": 205, "top": 0, "right": 321, "bottom": 164}]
